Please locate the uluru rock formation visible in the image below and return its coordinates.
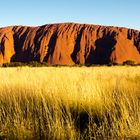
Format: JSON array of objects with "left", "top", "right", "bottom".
[{"left": 0, "top": 23, "right": 140, "bottom": 65}]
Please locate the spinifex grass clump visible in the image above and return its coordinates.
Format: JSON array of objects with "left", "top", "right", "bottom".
[{"left": 0, "top": 67, "right": 140, "bottom": 139}]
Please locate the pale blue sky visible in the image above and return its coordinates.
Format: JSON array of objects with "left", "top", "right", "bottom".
[{"left": 1, "top": 0, "right": 140, "bottom": 30}]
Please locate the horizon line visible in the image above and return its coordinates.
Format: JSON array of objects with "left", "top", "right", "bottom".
[{"left": 0, "top": 22, "right": 140, "bottom": 31}]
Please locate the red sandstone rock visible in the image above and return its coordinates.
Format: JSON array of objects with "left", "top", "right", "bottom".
[{"left": 0, "top": 23, "right": 140, "bottom": 65}]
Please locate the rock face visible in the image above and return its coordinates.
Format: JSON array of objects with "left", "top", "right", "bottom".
[{"left": 0, "top": 23, "right": 140, "bottom": 65}]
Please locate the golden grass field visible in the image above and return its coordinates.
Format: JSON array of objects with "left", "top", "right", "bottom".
[{"left": 0, "top": 66, "right": 140, "bottom": 139}]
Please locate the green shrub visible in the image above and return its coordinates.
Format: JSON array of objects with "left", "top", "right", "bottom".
[
  {"left": 2, "top": 61, "right": 50, "bottom": 67},
  {"left": 2, "top": 62, "right": 26, "bottom": 67},
  {"left": 107, "top": 62, "right": 118, "bottom": 66},
  {"left": 123, "top": 60, "right": 135, "bottom": 65}
]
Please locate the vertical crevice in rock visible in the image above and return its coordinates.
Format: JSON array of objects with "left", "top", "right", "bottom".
[
  {"left": 11, "top": 27, "right": 30, "bottom": 62},
  {"left": 128, "top": 29, "right": 133, "bottom": 40},
  {"left": 93, "top": 32, "right": 117, "bottom": 64},
  {"left": 133, "top": 32, "right": 140, "bottom": 53},
  {"left": 71, "top": 26, "right": 85, "bottom": 64},
  {"left": 43, "top": 31, "right": 58, "bottom": 62}
]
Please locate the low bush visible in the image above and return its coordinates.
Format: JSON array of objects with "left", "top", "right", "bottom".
[{"left": 123, "top": 60, "right": 135, "bottom": 65}]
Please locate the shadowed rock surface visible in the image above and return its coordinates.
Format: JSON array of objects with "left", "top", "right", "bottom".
[{"left": 0, "top": 23, "right": 140, "bottom": 65}]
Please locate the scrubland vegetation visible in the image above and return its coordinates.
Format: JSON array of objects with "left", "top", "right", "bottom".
[{"left": 0, "top": 66, "right": 140, "bottom": 139}]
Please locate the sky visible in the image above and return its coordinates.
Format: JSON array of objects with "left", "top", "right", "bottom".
[{"left": 1, "top": 0, "right": 140, "bottom": 30}]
